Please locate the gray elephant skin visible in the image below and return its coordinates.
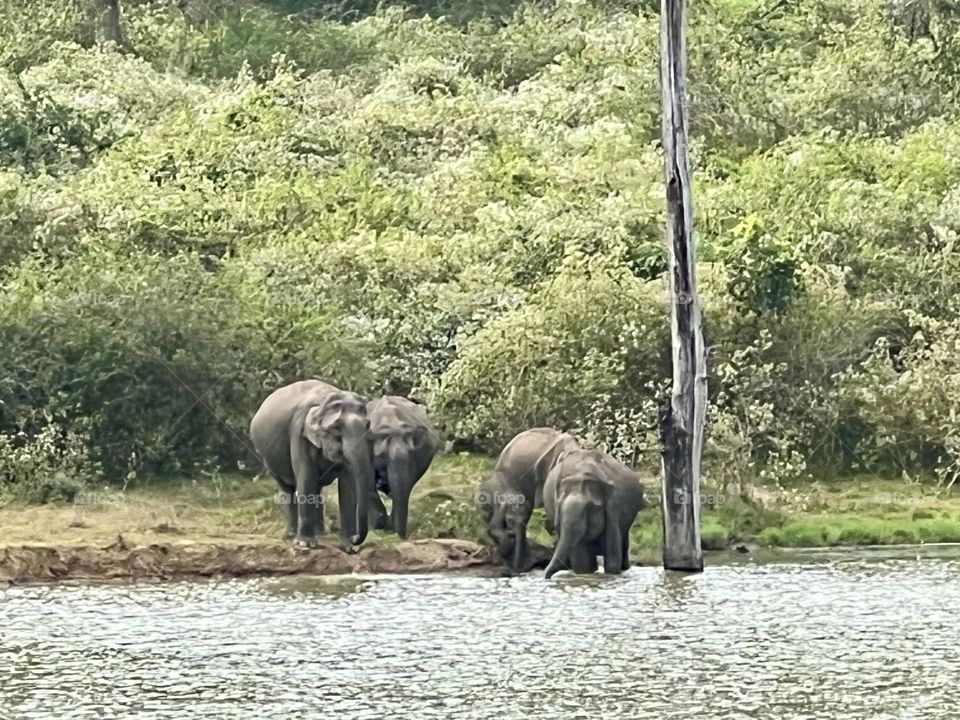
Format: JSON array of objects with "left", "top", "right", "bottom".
[
  {"left": 249, "top": 379, "right": 373, "bottom": 552},
  {"left": 543, "top": 448, "right": 645, "bottom": 578},
  {"left": 478, "top": 428, "right": 579, "bottom": 572},
  {"left": 366, "top": 395, "right": 439, "bottom": 538}
]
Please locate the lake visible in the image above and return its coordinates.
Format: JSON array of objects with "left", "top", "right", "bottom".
[{"left": 2, "top": 546, "right": 959, "bottom": 719}]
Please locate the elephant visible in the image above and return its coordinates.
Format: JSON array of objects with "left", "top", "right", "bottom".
[
  {"left": 366, "top": 395, "right": 439, "bottom": 538},
  {"left": 249, "top": 379, "right": 373, "bottom": 553},
  {"left": 477, "top": 428, "right": 580, "bottom": 572},
  {"left": 542, "top": 448, "right": 645, "bottom": 579}
]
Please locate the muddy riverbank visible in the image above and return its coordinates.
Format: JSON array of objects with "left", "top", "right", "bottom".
[{"left": 0, "top": 538, "right": 512, "bottom": 584}]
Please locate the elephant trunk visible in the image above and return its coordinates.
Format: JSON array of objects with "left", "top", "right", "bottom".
[
  {"left": 545, "top": 530, "right": 576, "bottom": 579},
  {"left": 487, "top": 500, "right": 512, "bottom": 559},
  {"left": 344, "top": 422, "right": 372, "bottom": 545},
  {"left": 387, "top": 437, "right": 412, "bottom": 539},
  {"left": 545, "top": 497, "right": 587, "bottom": 579}
]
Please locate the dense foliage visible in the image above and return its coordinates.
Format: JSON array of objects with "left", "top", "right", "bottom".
[{"left": 2, "top": 0, "right": 960, "bottom": 498}]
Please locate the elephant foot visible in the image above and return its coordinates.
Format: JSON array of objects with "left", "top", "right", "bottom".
[
  {"left": 338, "top": 537, "right": 360, "bottom": 554},
  {"left": 293, "top": 536, "right": 319, "bottom": 550}
]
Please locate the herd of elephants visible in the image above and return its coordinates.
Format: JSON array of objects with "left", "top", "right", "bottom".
[{"left": 249, "top": 379, "right": 646, "bottom": 578}]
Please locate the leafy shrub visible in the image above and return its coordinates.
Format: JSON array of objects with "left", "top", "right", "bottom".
[
  {"left": 1, "top": 43, "right": 202, "bottom": 175},
  {"left": 839, "top": 309, "right": 960, "bottom": 485},
  {"left": 433, "top": 257, "right": 669, "bottom": 457},
  {"left": 0, "top": 415, "right": 94, "bottom": 503},
  {"left": 0, "top": 252, "right": 370, "bottom": 481}
]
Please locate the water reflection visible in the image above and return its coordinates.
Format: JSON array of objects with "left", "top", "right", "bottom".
[{"left": 2, "top": 549, "right": 960, "bottom": 719}]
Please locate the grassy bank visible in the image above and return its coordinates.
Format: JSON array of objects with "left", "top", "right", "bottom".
[{"left": 2, "top": 454, "right": 960, "bottom": 563}]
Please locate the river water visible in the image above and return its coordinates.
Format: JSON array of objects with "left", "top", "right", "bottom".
[{"left": 2, "top": 546, "right": 959, "bottom": 719}]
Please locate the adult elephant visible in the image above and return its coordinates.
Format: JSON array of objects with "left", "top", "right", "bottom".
[
  {"left": 249, "top": 379, "right": 373, "bottom": 553},
  {"left": 543, "top": 448, "right": 645, "bottom": 579},
  {"left": 477, "top": 428, "right": 579, "bottom": 573},
  {"left": 366, "top": 395, "right": 439, "bottom": 538}
]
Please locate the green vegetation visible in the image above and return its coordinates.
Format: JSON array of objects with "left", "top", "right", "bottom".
[{"left": 2, "top": 0, "right": 960, "bottom": 524}]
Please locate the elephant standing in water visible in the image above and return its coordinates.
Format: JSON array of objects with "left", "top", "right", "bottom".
[
  {"left": 543, "top": 448, "right": 645, "bottom": 578},
  {"left": 477, "top": 428, "right": 580, "bottom": 573},
  {"left": 249, "top": 380, "right": 373, "bottom": 553},
  {"left": 366, "top": 396, "right": 439, "bottom": 538}
]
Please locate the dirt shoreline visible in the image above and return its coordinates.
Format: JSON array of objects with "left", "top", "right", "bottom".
[{"left": 0, "top": 538, "right": 505, "bottom": 585}]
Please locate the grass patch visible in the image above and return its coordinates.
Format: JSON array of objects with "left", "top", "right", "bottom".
[
  {"left": 756, "top": 515, "right": 960, "bottom": 548},
  {"left": 2, "top": 459, "right": 960, "bottom": 553}
]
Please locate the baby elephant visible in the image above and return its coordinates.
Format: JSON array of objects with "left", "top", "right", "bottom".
[
  {"left": 543, "top": 448, "right": 645, "bottom": 579},
  {"left": 366, "top": 395, "right": 439, "bottom": 538}
]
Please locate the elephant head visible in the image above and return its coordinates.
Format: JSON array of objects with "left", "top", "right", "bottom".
[
  {"left": 478, "top": 480, "right": 532, "bottom": 570},
  {"left": 368, "top": 396, "right": 438, "bottom": 539},
  {"left": 304, "top": 391, "right": 373, "bottom": 545},
  {"left": 544, "top": 474, "right": 611, "bottom": 579},
  {"left": 478, "top": 474, "right": 512, "bottom": 557},
  {"left": 371, "top": 426, "right": 431, "bottom": 538}
]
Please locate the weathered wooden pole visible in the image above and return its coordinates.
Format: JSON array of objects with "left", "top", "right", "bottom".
[{"left": 658, "top": 0, "right": 705, "bottom": 572}]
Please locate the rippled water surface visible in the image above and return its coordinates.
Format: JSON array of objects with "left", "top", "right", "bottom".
[{"left": 3, "top": 547, "right": 960, "bottom": 719}]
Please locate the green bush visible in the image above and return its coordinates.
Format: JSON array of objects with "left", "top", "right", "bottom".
[
  {"left": 433, "top": 257, "right": 669, "bottom": 455},
  {"left": 0, "top": 414, "right": 94, "bottom": 503},
  {"left": 0, "top": 251, "right": 370, "bottom": 481}
]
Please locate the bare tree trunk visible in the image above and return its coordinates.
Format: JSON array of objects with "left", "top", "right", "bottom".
[
  {"left": 102, "top": 0, "right": 122, "bottom": 45},
  {"left": 658, "top": 0, "right": 705, "bottom": 573}
]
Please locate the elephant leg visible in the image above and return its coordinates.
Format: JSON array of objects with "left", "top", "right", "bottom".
[
  {"left": 621, "top": 529, "right": 631, "bottom": 571},
  {"left": 315, "top": 488, "right": 326, "bottom": 536},
  {"left": 570, "top": 545, "right": 598, "bottom": 574},
  {"left": 337, "top": 474, "right": 360, "bottom": 553},
  {"left": 511, "top": 532, "right": 528, "bottom": 572},
  {"left": 291, "top": 441, "right": 320, "bottom": 548},
  {"left": 284, "top": 492, "right": 298, "bottom": 540},
  {"left": 272, "top": 474, "right": 298, "bottom": 540},
  {"left": 511, "top": 504, "right": 537, "bottom": 571},
  {"left": 602, "top": 513, "right": 623, "bottom": 575}
]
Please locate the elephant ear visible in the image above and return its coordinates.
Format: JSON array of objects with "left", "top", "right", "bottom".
[
  {"left": 411, "top": 424, "right": 438, "bottom": 453},
  {"left": 303, "top": 400, "right": 343, "bottom": 449},
  {"left": 586, "top": 474, "right": 616, "bottom": 504}
]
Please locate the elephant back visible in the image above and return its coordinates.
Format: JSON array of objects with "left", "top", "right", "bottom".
[{"left": 495, "top": 428, "right": 580, "bottom": 504}]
